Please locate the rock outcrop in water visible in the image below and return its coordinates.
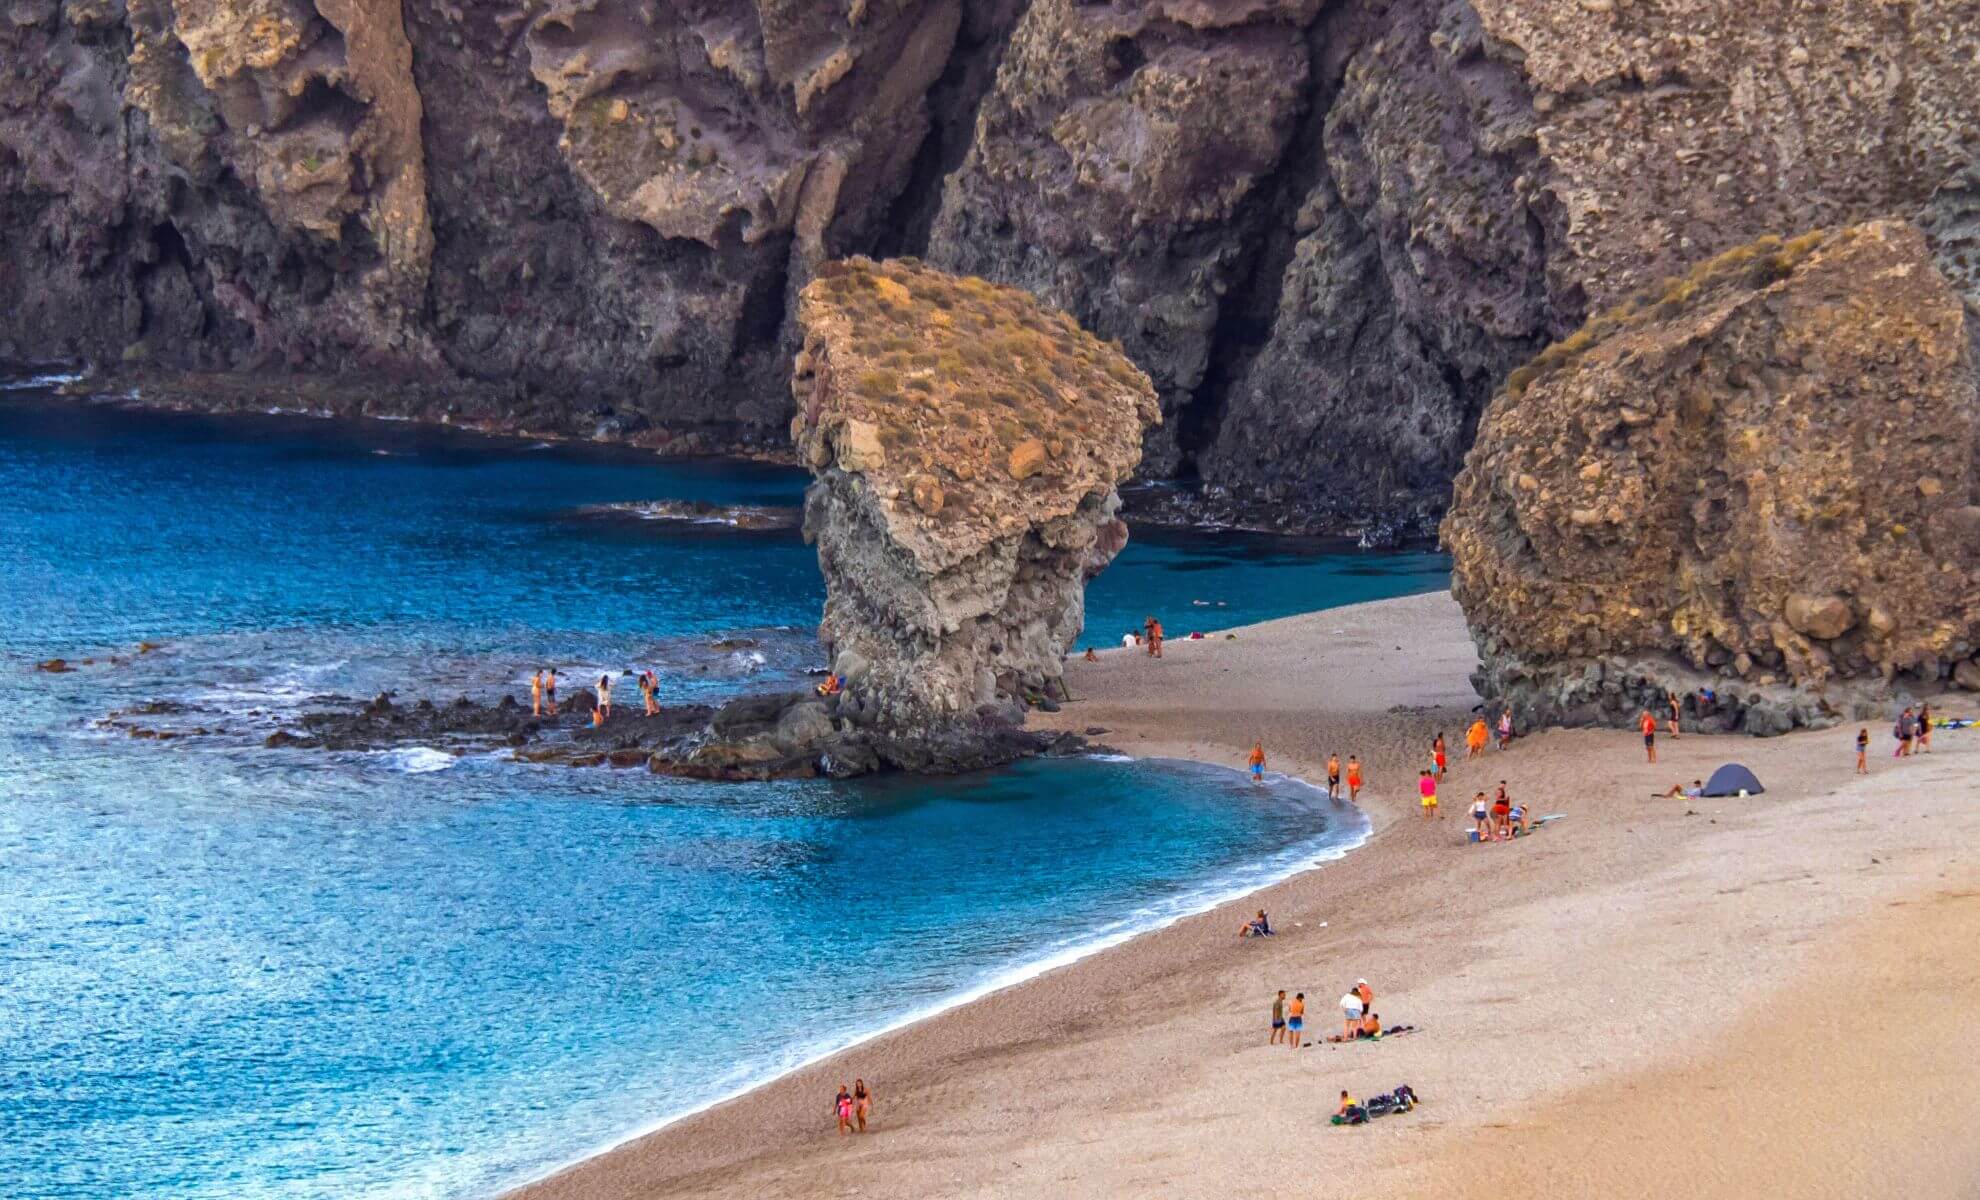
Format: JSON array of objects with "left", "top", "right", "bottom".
[
  {"left": 790, "top": 256, "right": 1160, "bottom": 770},
  {"left": 1443, "top": 221, "right": 1980, "bottom": 734},
  {"left": 6, "top": 1, "right": 1977, "bottom": 532}
]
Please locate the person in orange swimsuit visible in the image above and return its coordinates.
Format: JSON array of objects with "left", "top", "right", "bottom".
[
  {"left": 1144, "top": 615, "right": 1163, "bottom": 658},
  {"left": 1247, "top": 740, "right": 1266, "bottom": 783},
  {"left": 1432, "top": 734, "right": 1447, "bottom": 781},
  {"left": 1345, "top": 756, "right": 1363, "bottom": 802},
  {"left": 1639, "top": 709, "right": 1658, "bottom": 763}
]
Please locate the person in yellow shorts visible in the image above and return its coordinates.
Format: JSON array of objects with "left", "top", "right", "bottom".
[{"left": 1417, "top": 769, "right": 1438, "bottom": 818}]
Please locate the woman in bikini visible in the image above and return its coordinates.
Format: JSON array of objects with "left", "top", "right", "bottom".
[
  {"left": 597, "top": 674, "right": 612, "bottom": 720},
  {"left": 853, "top": 1078, "right": 873, "bottom": 1132},
  {"left": 1431, "top": 733, "right": 1447, "bottom": 781}
]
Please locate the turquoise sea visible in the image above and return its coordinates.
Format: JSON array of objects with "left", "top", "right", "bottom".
[{"left": 0, "top": 382, "right": 1447, "bottom": 1199}]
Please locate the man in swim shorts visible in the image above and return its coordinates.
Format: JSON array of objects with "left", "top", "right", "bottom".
[
  {"left": 544, "top": 668, "right": 558, "bottom": 715},
  {"left": 1286, "top": 993, "right": 1305, "bottom": 1049},
  {"left": 1326, "top": 753, "right": 1341, "bottom": 799},
  {"left": 1639, "top": 709, "right": 1658, "bottom": 763},
  {"left": 1345, "top": 756, "right": 1363, "bottom": 802},
  {"left": 1271, "top": 990, "right": 1287, "bottom": 1045},
  {"left": 1248, "top": 741, "right": 1266, "bottom": 783}
]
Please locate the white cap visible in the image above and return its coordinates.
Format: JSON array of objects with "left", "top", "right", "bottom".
[{"left": 1356, "top": 978, "right": 1368, "bottom": 985}]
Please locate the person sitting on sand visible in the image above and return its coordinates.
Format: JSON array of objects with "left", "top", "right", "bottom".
[
  {"left": 1337, "top": 1090, "right": 1358, "bottom": 1118},
  {"left": 1466, "top": 718, "right": 1488, "bottom": 759},
  {"left": 1360, "top": 1009, "right": 1382, "bottom": 1038},
  {"left": 1083, "top": 647, "right": 1099, "bottom": 662},
  {"left": 835, "top": 1085, "right": 854, "bottom": 1135},
  {"left": 853, "top": 1078, "right": 873, "bottom": 1133},
  {"left": 1469, "top": 792, "right": 1491, "bottom": 841},
  {"left": 1346, "top": 756, "right": 1363, "bottom": 802},
  {"left": 1507, "top": 802, "right": 1529, "bottom": 836},
  {"left": 1248, "top": 741, "right": 1266, "bottom": 784},
  {"left": 1238, "top": 908, "right": 1273, "bottom": 938},
  {"left": 1663, "top": 779, "right": 1704, "bottom": 799},
  {"left": 816, "top": 673, "right": 842, "bottom": 697}
]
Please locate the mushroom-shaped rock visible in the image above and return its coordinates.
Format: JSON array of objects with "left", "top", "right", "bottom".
[
  {"left": 791, "top": 255, "right": 1161, "bottom": 770},
  {"left": 1443, "top": 221, "right": 1980, "bottom": 734}
]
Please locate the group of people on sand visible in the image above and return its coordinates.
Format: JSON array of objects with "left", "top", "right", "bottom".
[
  {"left": 1246, "top": 742, "right": 1362, "bottom": 802},
  {"left": 528, "top": 667, "right": 660, "bottom": 723},
  {"left": 1271, "top": 978, "right": 1403, "bottom": 1048},
  {"left": 832, "top": 1078, "right": 875, "bottom": 1135},
  {"left": 1467, "top": 781, "right": 1529, "bottom": 841}
]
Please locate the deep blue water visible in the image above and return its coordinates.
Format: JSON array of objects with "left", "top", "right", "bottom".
[{"left": 0, "top": 388, "right": 1444, "bottom": 1200}]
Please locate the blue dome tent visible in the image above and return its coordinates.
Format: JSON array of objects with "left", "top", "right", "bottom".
[{"left": 1701, "top": 763, "right": 1765, "bottom": 797}]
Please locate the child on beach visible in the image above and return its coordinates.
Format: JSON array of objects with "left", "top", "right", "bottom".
[
  {"left": 835, "top": 1086, "right": 854, "bottom": 1135},
  {"left": 1470, "top": 792, "right": 1490, "bottom": 840},
  {"left": 1346, "top": 756, "right": 1363, "bottom": 802},
  {"left": 1326, "top": 753, "right": 1342, "bottom": 799},
  {"left": 1248, "top": 741, "right": 1266, "bottom": 783},
  {"left": 1286, "top": 993, "right": 1305, "bottom": 1049},
  {"left": 1856, "top": 728, "right": 1870, "bottom": 774},
  {"left": 1271, "top": 990, "right": 1288, "bottom": 1045},
  {"left": 1418, "top": 769, "right": 1438, "bottom": 818},
  {"left": 1639, "top": 709, "right": 1658, "bottom": 763},
  {"left": 1431, "top": 734, "right": 1447, "bottom": 781}
]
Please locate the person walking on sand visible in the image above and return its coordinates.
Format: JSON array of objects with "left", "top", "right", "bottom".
[
  {"left": 853, "top": 1078, "right": 873, "bottom": 1132},
  {"left": 1144, "top": 615, "right": 1164, "bottom": 658},
  {"left": 1326, "top": 753, "right": 1342, "bottom": 799},
  {"left": 1418, "top": 769, "right": 1439, "bottom": 819},
  {"left": 1346, "top": 755, "right": 1363, "bottom": 803},
  {"left": 1466, "top": 717, "right": 1488, "bottom": 759},
  {"left": 1286, "top": 992, "right": 1306, "bottom": 1049},
  {"left": 597, "top": 674, "right": 613, "bottom": 720},
  {"left": 1639, "top": 709, "right": 1658, "bottom": 763},
  {"left": 1667, "top": 690, "right": 1683, "bottom": 739},
  {"left": 530, "top": 669, "right": 544, "bottom": 718},
  {"left": 1271, "top": 990, "right": 1288, "bottom": 1045},
  {"left": 1856, "top": 727, "right": 1870, "bottom": 775},
  {"left": 1497, "top": 708, "right": 1513, "bottom": 750},
  {"left": 1248, "top": 740, "right": 1266, "bottom": 783},
  {"left": 1918, "top": 703, "right": 1933, "bottom": 753},
  {"left": 545, "top": 668, "right": 558, "bottom": 715},
  {"left": 1895, "top": 707, "right": 1916, "bottom": 757},
  {"left": 835, "top": 1085, "right": 854, "bottom": 1135},
  {"left": 1432, "top": 733, "right": 1448, "bottom": 781}
]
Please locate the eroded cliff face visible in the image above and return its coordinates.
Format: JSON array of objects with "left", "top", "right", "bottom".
[
  {"left": 1443, "top": 221, "right": 1980, "bottom": 733},
  {"left": 4, "top": 0, "right": 1977, "bottom": 528},
  {"left": 790, "top": 256, "right": 1158, "bottom": 770}
]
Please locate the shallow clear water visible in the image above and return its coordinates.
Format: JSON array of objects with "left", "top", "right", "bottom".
[{"left": 0, "top": 393, "right": 1443, "bottom": 1200}]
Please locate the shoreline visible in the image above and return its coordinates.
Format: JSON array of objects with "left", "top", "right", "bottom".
[
  {"left": 508, "top": 591, "right": 1980, "bottom": 1200},
  {"left": 503, "top": 758, "right": 1372, "bottom": 1196}
]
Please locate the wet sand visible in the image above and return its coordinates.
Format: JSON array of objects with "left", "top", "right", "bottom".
[{"left": 509, "top": 592, "right": 1980, "bottom": 1200}]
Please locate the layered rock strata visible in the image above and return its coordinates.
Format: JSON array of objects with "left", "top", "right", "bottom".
[
  {"left": 1443, "top": 221, "right": 1980, "bottom": 734},
  {"left": 790, "top": 256, "right": 1160, "bottom": 770}
]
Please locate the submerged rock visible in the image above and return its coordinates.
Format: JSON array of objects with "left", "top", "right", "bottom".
[
  {"left": 1444, "top": 221, "right": 1980, "bottom": 733},
  {"left": 791, "top": 256, "right": 1161, "bottom": 771}
]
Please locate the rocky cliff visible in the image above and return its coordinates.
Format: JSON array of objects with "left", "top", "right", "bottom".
[
  {"left": 4, "top": 0, "right": 1978, "bottom": 528},
  {"left": 1443, "top": 220, "right": 1980, "bottom": 733},
  {"left": 790, "top": 255, "right": 1158, "bottom": 770}
]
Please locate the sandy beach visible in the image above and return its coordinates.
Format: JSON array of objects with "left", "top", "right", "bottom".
[{"left": 509, "top": 591, "right": 1980, "bottom": 1200}]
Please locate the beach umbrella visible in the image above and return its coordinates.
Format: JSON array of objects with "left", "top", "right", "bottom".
[{"left": 1700, "top": 763, "right": 1765, "bottom": 797}]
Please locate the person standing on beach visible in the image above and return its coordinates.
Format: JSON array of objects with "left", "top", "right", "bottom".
[
  {"left": 1346, "top": 756, "right": 1363, "bottom": 802},
  {"left": 1326, "top": 753, "right": 1342, "bottom": 799},
  {"left": 1418, "top": 769, "right": 1438, "bottom": 819},
  {"left": 1248, "top": 740, "right": 1266, "bottom": 783},
  {"left": 1144, "top": 615, "right": 1164, "bottom": 658},
  {"left": 1856, "top": 728, "right": 1870, "bottom": 775},
  {"left": 835, "top": 1085, "right": 854, "bottom": 1135},
  {"left": 545, "top": 668, "right": 558, "bottom": 715},
  {"left": 640, "top": 669, "right": 659, "bottom": 717},
  {"left": 530, "top": 669, "right": 544, "bottom": 718},
  {"left": 1667, "top": 690, "right": 1683, "bottom": 739},
  {"left": 1497, "top": 709, "right": 1513, "bottom": 750},
  {"left": 1286, "top": 992, "right": 1306, "bottom": 1049},
  {"left": 1895, "top": 707, "right": 1915, "bottom": 757},
  {"left": 1432, "top": 733, "right": 1447, "bottom": 782},
  {"left": 853, "top": 1078, "right": 873, "bottom": 1132},
  {"left": 1271, "top": 990, "right": 1287, "bottom": 1045},
  {"left": 1340, "top": 986, "right": 1365, "bottom": 1040},
  {"left": 1918, "top": 703, "right": 1933, "bottom": 753},
  {"left": 1465, "top": 718, "right": 1488, "bottom": 759},
  {"left": 1639, "top": 709, "right": 1658, "bottom": 763}
]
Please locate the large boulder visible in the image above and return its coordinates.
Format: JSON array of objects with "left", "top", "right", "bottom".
[
  {"left": 1444, "top": 220, "right": 1980, "bottom": 733},
  {"left": 791, "top": 256, "right": 1161, "bottom": 770}
]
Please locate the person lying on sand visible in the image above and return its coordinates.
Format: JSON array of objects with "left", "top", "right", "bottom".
[{"left": 1662, "top": 780, "right": 1704, "bottom": 799}]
